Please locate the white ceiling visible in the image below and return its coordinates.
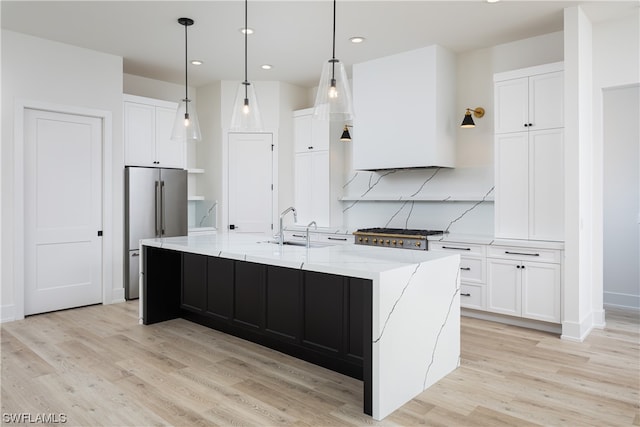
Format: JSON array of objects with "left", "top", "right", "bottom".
[{"left": 2, "top": 1, "right": 637, "bottom": 88}]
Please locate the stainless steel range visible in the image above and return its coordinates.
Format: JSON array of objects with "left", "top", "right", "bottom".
[{"left": 353, "top": 228, "right": 446, "bottom": 250}]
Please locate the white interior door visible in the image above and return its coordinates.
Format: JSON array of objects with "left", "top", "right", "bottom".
[
  {"left": 24, "top": 109, "right": 103, "bottom": 315},
  {"left": 228, "top": 133, "right": 273, "bottom": 234}
]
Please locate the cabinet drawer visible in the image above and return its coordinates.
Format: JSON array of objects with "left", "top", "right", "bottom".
[
  {"left": 284, "top": 231, "right": 308, "bottom": 242},
  {"left": 430, "top": 242, "right": 486, "bottom": 257},
  {"left": 459, "top": 257, "right": 485, "bottom": 284},
  {"left": 460, "top": 283, "right": 486, "bottom": 310},
  {"left": 488, "top": 245, "right": 561, "bottom": 263},
  {"left": 317, "top": 234, "right": 354, "bottom": 245}
]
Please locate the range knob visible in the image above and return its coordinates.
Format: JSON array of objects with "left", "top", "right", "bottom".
[
  {"left": 364, "top": 238, "right": 369, "bottom": 243},
  {"left": 392, "top": 240, "right": 397, "bottom": 245},
  {"left": 373, "top": 238, "right": 378, "bottom": 243},
  {"left": 398, "top": 240, "right": 404, "bottom": 245},
  {"left": 385, "top": 240, "right": 390, "bottom": 245},
  {"left": 358, "top": 237, "right": 363, "bottom": 242},
  {"left": 415, "top": 241, "right": 421, "bottom": 247}
]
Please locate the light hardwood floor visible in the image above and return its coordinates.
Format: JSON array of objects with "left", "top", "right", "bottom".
[{"left": 1, "top": 301, "right": 638, "bottom": 426}]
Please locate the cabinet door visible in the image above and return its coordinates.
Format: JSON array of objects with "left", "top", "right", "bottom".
[
  {"left": 294, "top": 113, "right": 312, "bottom": 153},
  {"left": 124, "top": 102, "right": 156, "bottom": 167},
  {"left": 487, "top": 259, "right": 521, "bottom": 316},
  {"left": 155, "top": 106, "right": 184, "bottom": 168},
  {"left": 529, "top": 129, "right": 564, "bottom": 241},
  {"left": 521, "top": 261, "right": 561, "bottom": 323},
  {"left": 495, "top": 133, "right": 529, "bottom": 239},
  {"left": 234, "top": 261, "right": 265, "bottom": 330},
  {"left": 311, "top": 116, "right": 330, "bottom": 151},
  {"left": 265, "top": 266, "right": 301, "bottom": 342},
  {"left": 494, "top": 77, "right": 529, "bottom": 134},
  {"left": 206, "top": 257, "right": 234, "bottom": 320},
  {"left": 311, "top": 151, "right": 330, "bottom": 227},
  {"left": 294, "top": 152, "right": 313, "bottom": 225},
  {"left": 529, "top": 72, "right": 563, "bottom": 131},
  {"left": 303, "top": 271, "right": 344, "bottom": 355},
  {"left": 182, "top": 253, "right": 207, "bottom": 313}
]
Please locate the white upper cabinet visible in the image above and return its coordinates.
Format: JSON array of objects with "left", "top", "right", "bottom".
[
  {"left": 293, "top": 109, "right": 342, "bottom": 227},
  {"left": 124, "top": 95, "right": 184, "bottom": 169},
  {"left": 494, "top": 62, "right": 564, "bottom": 134},
  {"left": 352, "top": 45, "right": 456, "bottom": 170},
  {"left": 494, "top": 63, "right": 564, "bottom": 242}
]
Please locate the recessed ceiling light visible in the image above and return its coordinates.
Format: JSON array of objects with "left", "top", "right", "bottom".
[
  {"left": 240, "top": 27, "right": 254, "bottom": 35},
  {"left": 191, "top": 60, "right": 203, "bottom": 66},
  {"left": 261, "top": 64, "right": 273, "bottom": 70},
  {"left": 486, "top": 0, "right": 500, "bottom": 3},
  {"left": 350, "top": 36, "right": 365, "bottom": 44}
]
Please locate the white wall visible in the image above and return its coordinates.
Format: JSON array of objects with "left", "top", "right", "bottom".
[
  {"left": 124, "top": 73, "right": 195, "bottom": 104},
  {"left": 594, "top": 10, "right": 640, "bottom": 309},
  {"left": 602, "top": 85, "right": 640, "bottom": 308},
  {"left": 1, "top": 30, "right": 124, "bottom": 320}
]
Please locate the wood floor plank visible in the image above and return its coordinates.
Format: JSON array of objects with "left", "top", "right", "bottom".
[{"left": 2, "top": 300, "right": 638, "bottom": 426}]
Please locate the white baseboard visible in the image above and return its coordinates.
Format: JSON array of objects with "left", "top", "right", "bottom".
[
  {"left": 0, "top": 304, "right": 16, "bottom": 323},
  {"left": 604, "top": 291, "right": 640, "bottom": 310},
  {"left": 461, "top": 309, "right": 562, "bottom": 334},
  {"left": 561, "top": 311, "right": 595, "bottom": 342},
  {"left": 109, "top": 287, "right": 125, "bottom": 304}
]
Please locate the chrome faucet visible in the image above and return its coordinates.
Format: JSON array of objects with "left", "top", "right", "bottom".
[
  {"left": 278, "top": 207, "right": 297, "bottom": 246},
  {"left": 305, "top": 221, "right": 317, "bottom": 248}
]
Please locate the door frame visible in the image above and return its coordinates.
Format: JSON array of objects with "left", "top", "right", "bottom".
[
  {"left": 13, "top": 99, "right": 113, "bottom": 320},
  {"left": 221, "top": 129, "right": 278, "bottom": 234}
]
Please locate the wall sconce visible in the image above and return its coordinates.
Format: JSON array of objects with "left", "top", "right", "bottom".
[
  {"left": 460, "top": 107, "right": 485, "bottom": 128},
  {"left": 340, "top": 125, "right": 352, "bottom": 142}
]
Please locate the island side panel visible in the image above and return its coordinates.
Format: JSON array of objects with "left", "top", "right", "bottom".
[
  {"left": 371, "top": 255, "right": 460, "bottom": 420},
  {"left": 142, "top": 246, "right": 182, "bottom": 325}
]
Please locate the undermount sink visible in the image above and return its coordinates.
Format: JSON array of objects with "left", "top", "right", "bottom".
[{"left": 260, "top": 240, "right": 335, "bottom": 248}]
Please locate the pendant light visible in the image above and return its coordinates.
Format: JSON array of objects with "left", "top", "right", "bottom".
[
  {"left": 172, "top": 17, "right": 202, "bottom": 142},
  {"left": 312, "top": 0, "right": 354, "bottom": 122},
  {"left": 229, "top": 0, "right": 263, "bottom": 131}
]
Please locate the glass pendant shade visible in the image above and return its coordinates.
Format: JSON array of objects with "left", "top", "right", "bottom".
[
  {"left": 172, "top": 99, "right": 202, "bottom": 141},
  {"left": 313, "top": 59, "right": 354, "bottom": 122},
  {"left": 230, "top": 82, "right": 263, "bottom": 131}
]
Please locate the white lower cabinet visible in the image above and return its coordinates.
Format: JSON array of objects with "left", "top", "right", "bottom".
[{"left": 487, "top": 245, "right": 561, "bottom": 323}]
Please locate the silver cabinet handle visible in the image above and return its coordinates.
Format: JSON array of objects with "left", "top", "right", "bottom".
[
  {"left": 292, "top": 234, "right": 306, "bottom": 238},
  {"left": 461, "top": 293, "right": 471, "bottom": 297},
  {"left": 442, "top": 246, "right": 471, "bottom": 251},
  {"left": 132, "top": 252, "right": 140, "bottom": 257},
  {"left": 460, "top": 267, "right": 471, "bottom": 271},
  {"left": 505, "top": 251, "right": 539, "bottom": 257},
  {"left": 327, "top": 237, "right": 348, "bottom": 241}
]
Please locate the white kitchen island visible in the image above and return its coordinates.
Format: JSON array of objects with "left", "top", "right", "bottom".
[{"left": 140, "top": 233, "right": 460, "bottom": 420}]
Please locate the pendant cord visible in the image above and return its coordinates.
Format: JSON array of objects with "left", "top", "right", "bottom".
[
  {"left": 244, "top": 0, "right": 248, "bottom": 99},
  {"left": 184, "top": 21, "right": 189, "bottom": 115},
  {"left": 331, "top": 0, "right": 336, "bottom": 80}
]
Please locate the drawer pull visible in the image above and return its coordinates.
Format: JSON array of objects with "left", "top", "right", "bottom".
[
  {"left": 442, "top": 246, "right": 471, "bottom": 251},
  {"left": 505, "top": 251, "right": 540, "bottom": 257},
  {"left": 292, "top": 234, "right": 306, "bottom": 238},
  {"left": 460, "top": 267, "right": 471, "bottom": 271},
  {"left": 327, "top": 237, "right": 347, "bottom": 241},
  {"left": 461, "top": 293, "right": 471, "bottom": 297}
]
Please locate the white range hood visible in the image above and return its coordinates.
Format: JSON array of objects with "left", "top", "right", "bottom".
[{"left": 352, "top": 45, "right": 457, "bottom": 170}]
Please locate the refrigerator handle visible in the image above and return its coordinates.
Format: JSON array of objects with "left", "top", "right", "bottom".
[
  {"left": 155, "top": 180, "right": 161, "bottom": 237},
  {"left": 160, "top": 180, "right": 166, "bottom": 235}
]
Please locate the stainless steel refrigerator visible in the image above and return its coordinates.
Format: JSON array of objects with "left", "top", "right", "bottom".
[{"left": 125, "top": 166, "right": 187, "bottom": 299}]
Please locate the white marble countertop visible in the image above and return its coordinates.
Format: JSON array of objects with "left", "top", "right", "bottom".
[
  {"left": 428, "top": 233, "right": 565, "bottom": 250},
  {"left": 141, "top": 232, "right": 456, "bottom": 280}
]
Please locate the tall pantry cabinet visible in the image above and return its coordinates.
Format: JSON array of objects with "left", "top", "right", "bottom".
[
  {"left": 493, "top": 62, "right": 564, "bottom": 241},
  {"left": 487, "top": 62, "right": 564, "bottom": 327}
]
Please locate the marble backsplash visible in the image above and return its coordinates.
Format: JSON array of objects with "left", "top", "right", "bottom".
[{"left": 340, "top": 166, "right": 494, "bottom": 235}]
